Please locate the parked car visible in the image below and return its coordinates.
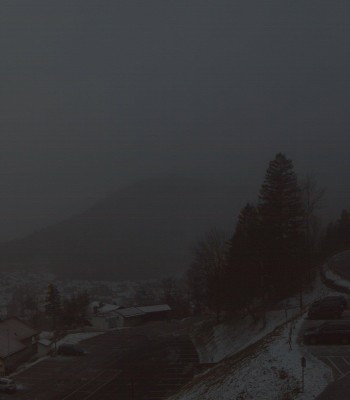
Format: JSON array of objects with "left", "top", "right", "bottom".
[
  {"left": 308, "top": 302, "right": 343, "bottom": 320},
  {"left": 304, "top": 322, "right": 350, "bottom": 345},
  {"left": 0, "top": 378, "right": 16, "bottom": 393},
  {"left": 58, "top": 343, "right": 86, "bottom": 356},
  {"left": 312, "top": 295, "right": 347, "bottom": 310}
]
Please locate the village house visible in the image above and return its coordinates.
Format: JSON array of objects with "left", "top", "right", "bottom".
[
  {"left": 89, "top": 303, "right": 122, "bottom": 330},
  {"left": 0, "top": 317, "right": 39, "bottom": 374}
]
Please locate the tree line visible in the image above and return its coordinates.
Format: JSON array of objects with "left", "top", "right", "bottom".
[{"left": 186, "top": 152, "right": 347, "bottom": 322}]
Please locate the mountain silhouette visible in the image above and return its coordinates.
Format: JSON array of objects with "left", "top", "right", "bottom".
[{"left": 0, "top": 177, "right": 251, "bottom": 280}]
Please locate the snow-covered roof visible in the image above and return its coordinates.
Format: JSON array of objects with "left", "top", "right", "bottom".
[
  {"left": 57, "top": 332, "right": 103, "bottom": 346},
  {"left": 137, "top": 304, "right": 171, "bottom": 313},
  {"left": 94, "top": 310, "right": 120, "bottom": 318},
  {"left": 115, "top": 304, "right": 171, "bottom": 318},
  {"left": 116, "top": 307, "right": 145, "bottom": 318},
  {"left": 98, "top": 304, "right": 121, "bottom": 313},
  {"left": 38, "top": 339, "right": 51, "bottom": 347}
]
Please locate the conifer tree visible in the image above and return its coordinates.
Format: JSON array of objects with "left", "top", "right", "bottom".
[
  {"left": 258, "top": 153, "right": 305, "bottom": 299},
  {"left": 45, "top": 283, "right": 61, "bottom": 316},
  {"left": 226, "top": 203, "right": 261, "bottom": 309}
]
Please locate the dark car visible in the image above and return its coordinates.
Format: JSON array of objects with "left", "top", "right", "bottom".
[
  {"left": 312, "top": 295, "right": 347, "bottom": 310},
  {"left": 304, "top": 322, "right": 350, "bottom": 345},
  {"left": 308, "top": 302, "right": 343, "bottom": 320},
  {"left": 58, "top": 343, "right": 86, "bottom": 356}
]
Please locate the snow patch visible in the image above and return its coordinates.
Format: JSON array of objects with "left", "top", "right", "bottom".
[
  {"left": 171, "top": 318, "right": 332, "bottom": 400},
  {"left": 172, "top": 274, "right": 335, "bottom": 399},
  {"left": 322, "top": 263, "right": 350, "bottom": 292},
  {"left": 193, "top": 275, "right": 333, "bottom": 364}
]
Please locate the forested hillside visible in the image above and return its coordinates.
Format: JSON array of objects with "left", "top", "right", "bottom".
[{"left": 0, "top": 177, "right": 250, "bottom": 280}]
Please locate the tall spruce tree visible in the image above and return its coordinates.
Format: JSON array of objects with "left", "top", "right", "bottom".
[{"left": 258, "top": 153, "right": 305, "bottom": 299}]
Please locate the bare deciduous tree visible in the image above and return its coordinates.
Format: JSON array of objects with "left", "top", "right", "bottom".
[
  {"left": 188, "top": 228, "right": 228, "bottom": 322},
  {"left": 301, "top": 174, "right": 325, "bottom": 251}
]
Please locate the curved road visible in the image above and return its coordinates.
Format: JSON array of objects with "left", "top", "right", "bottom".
[{"left": 327, "top": 250, "right": 350, "bottom": 280}]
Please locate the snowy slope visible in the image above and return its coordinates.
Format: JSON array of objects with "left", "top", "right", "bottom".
[
  {"left": 170, "top": 318, "right": 331, "bottom": 400},
  {"left": 170, "top": 274, "right": 341, "bottom": 400},
  {"left": 191, "top": 275, "right": 331, "bottom": 364}
]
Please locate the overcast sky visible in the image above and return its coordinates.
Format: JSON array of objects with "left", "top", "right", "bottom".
[{"left": 1, "top": 0, "right": 350, "bottom": 240}]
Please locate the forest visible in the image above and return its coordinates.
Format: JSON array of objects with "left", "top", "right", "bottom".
[{"left": 186, "top": 152, "right": 350, "bottom": 322}]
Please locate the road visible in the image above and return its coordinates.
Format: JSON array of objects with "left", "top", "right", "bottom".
[
  {"left": 7, "top": 321, "right": 198, "bottom": 400},
  {"left": 326, "top": 250, "right": 350, "bottom": 280}
]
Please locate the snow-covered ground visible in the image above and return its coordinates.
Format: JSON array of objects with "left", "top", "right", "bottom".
[
  {"left": 322, "top": 262, "right": 350, "bottom": 292},
  {"left": 170, "top": 271, "right": 347, "bottom": 400},
  {"left": 192, "top": 275, "right": 331, "bottom": 364},
  {"left": 171, "top": 317, "right": 332, "bottom": 400},
  {"left": 3, "top": 260, "right": 350, "bottom": 399}
]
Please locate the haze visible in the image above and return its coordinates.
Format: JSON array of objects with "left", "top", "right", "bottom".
[{"left": 1, "top": 0, "right": 350, "bottom": 241}]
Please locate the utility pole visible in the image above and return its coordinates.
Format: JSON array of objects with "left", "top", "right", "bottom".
[
  {"left": 301, "top": 357, "right": 306, "bottom": 393},
  {"left": 6, "top": 329, "right": 9, "bottom": 375},
  {"left": 53, "top": 313, "right": 57, "bottom": 355},
  {"left": 260, "top": 261, "right": 266, "bottom": 329}
]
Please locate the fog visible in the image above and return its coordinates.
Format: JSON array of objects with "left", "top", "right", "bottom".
[{"left": 1, "top": 1, "right": 350, "bottom": 240}]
